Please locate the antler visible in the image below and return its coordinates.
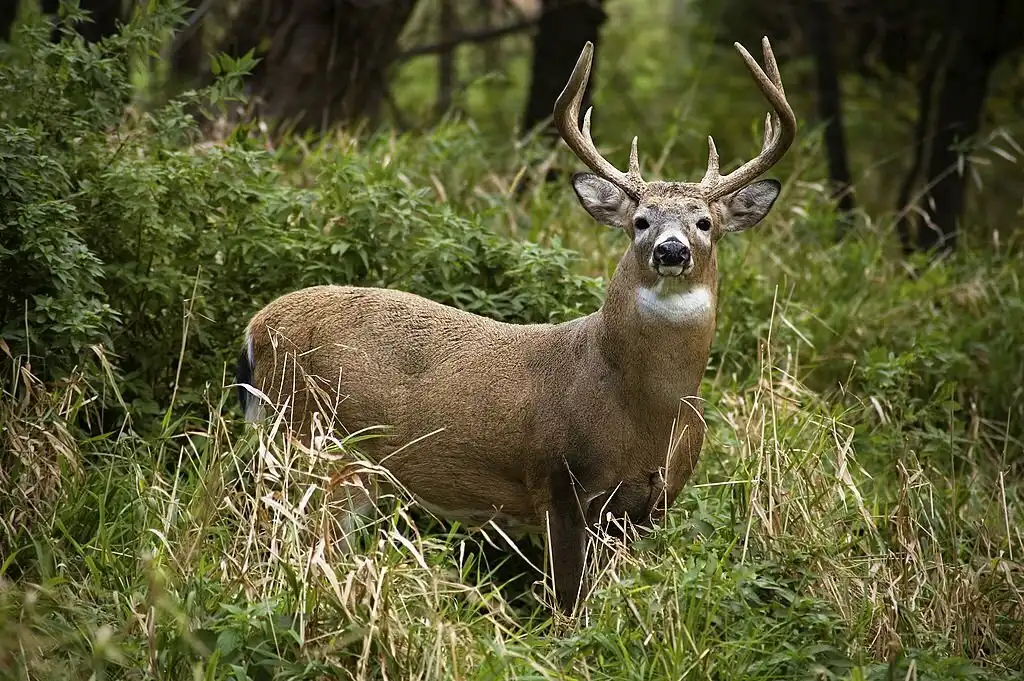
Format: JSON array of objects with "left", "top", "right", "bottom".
[
  {"left": 553, "top": 41, "right": 646, "bottom": 199},
  {"left": 700, "top": 37, "right": 797, "bottom": 201}
]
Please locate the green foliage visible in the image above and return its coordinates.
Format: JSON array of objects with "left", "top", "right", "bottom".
[
  {"left": 1, "top": 2, "right": 1023, "bottom": 681},
  {"left": 709, "top": 189, "right": 1024, "bottom": 468},
  {"left": 0, "top": 6, "right": 601, "bottom": 423}
]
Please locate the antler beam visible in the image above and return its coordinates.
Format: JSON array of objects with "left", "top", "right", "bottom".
[
  {"left": 700, "top": 37, "right": 797, "bottom": 200},
  {"left": 555, "top": 37, "right": 796, "bottom": 203},
  {"left": 553, "top": 41, "right": 647, "bottom": 200}
]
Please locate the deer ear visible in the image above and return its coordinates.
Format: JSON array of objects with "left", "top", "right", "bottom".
[
  {"left": 721, "top": 179, "right": 781, "bottom": 232},
  {"left": 571, "top": 173, "right": 636, "bottom": 229}
]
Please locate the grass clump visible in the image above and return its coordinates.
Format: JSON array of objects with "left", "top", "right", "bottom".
[{"left": 2, "top": 5, "right": 1023, "bottom": 681}]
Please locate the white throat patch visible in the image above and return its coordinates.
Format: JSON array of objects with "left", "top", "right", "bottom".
[{"left": 636, "top": 282, "right": 714, "bottom": 325}]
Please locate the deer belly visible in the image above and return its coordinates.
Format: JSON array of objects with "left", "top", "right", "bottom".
[
  {"left": 383, "top": 456, "right": 541, "bottom": 532},
  {"left": 412, "top": 496, "right": 543, "bottom": 534}
]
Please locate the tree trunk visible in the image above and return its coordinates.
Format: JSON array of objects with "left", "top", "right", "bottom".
[
  {"left": 436, "top": 0, "right": 458, "bottom": 118},
  {"left": 0, "top": 0, "right": 18, "bottom": 42},
  {"left": 801, "top": 0, "right": 856, "bottom": 228},
  {"left": 894, "top": 37, "right": 946, "bottom": 255},
  {"left": 516, "top": 0, "right": 606, "bottom": 195},
  {"left": 521, "top": 0, "right": 607, "bottom": 140},
  {"left": 169, "top": 0, "right": 206, "bottom": 92},
  {"left": 77, "top": 0, "right": 121, "bottom": 42},
  {"left": 5, "top": 0, "right": 122, "bottom": 44},
  {"left": 914, "top": 57, "right": 994, "bottom": 252},
  {"left": 914, "top": 1, "right": 1005, "bottom": 253},
  {"left": 219, "top": 0, "right": 419, "bottom": 134},
  {"left": 478, "top": 0, "right": 500, "bottom": 74}
]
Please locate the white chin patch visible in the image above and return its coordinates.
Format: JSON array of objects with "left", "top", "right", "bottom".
[{"left": 636, "top": 282, "right": 713, "bottom": 326}]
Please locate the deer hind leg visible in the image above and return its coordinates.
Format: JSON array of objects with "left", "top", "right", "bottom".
[
  {"left": 299, "top": 405, "right": 387, "bottom": 557},
  {"left": 277, "top": 365, "right": 381, "bottom": 554},
  {"left": 325, "top": 463, "right": 381, "bottom": 555},
  {"left": 238, "top": 334, "right": 383, "bottom": 555}
]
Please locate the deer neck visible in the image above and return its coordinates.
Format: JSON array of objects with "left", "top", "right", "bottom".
[{"left": 591, "top": 250, "right": 718, "bottom": 411}]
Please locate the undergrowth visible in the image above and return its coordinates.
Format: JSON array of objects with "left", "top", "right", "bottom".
[{"left": 1, "top": 3, "right": 1023, "bottom": 681}]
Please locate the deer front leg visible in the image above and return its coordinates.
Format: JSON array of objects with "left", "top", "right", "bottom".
[
  {"left": 590, "top": 469, "right": 668, "bottom": 540},
  {"left": 543, "top": 467, "right": 591, "bottom": 614}
]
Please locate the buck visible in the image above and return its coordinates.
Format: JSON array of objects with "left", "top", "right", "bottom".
[{"left": 235, "top": 36, "right": 796, "bottom": 614}]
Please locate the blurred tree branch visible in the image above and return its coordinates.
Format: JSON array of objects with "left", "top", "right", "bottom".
[{"left": 396, "top": 17, "right": 538, "bottom": 62}]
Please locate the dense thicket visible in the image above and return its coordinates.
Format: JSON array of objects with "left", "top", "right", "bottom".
[{"left": 0, "top": 5, "right": 601, "bottom": 425}]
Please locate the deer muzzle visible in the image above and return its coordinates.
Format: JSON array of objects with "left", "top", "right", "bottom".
[{"left": 652, "top": 238, "right": 692, "bottom": 275}]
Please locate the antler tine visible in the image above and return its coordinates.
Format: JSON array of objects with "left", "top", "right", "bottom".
[
  {"left": 553, "top": 41, "right": 646, "bottom": 198},
  {"left": 761, "top": 35, "right": 785, "bottom": 95},
  {"left": 702, "top": 36, "right": 797, "bottom": 201},
  {"left": 761, "top": 113, "right": 774, "bottom": 153},
  {"left": 581, "top": 106, "right": 597, "bottom": 144},
  {"left": 628, "top": 136, "right": 641, "bottom": 175},
  {"left": 701, "top": 136, "right": 720, "bottom": 185},
  {"left": 760, "top": 37, "right": 783, "bottom": 151}
]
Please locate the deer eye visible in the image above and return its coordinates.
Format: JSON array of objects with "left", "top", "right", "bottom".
[
  {"left": 634, "top": 217, "right": 650, "bottom": 231},
  {"left": 696, "top": 217, "right": 712, "bottom": 231}
]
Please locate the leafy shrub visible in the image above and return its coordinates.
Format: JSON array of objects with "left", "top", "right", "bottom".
[{"left": 0, "top": 5, "right": 602, "bottom": 425}]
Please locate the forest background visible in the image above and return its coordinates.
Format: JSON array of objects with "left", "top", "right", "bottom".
[{"left": 1, "top": 0, "right": 1023, "bottom": 679}]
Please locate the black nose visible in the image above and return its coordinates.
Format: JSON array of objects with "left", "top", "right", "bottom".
[{"left": 653, "top": 240, "right": 691, "bottom": 267}]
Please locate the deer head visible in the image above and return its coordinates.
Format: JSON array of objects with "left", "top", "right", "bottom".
[{"left": 555, "top": 38, "right": 797, "bottom": 291}]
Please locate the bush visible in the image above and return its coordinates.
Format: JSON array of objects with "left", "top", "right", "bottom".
[{"left": 0, "top": 5, "right": 602, "bottom": 426}]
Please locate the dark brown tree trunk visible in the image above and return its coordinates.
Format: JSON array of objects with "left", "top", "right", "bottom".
[
  {"left": 169, "top": 0, "right": 206, "bottom": 92},
  {"left": 802, "top": 0, "right": 855, "bottom": 225},
  {"left": 219, "top": 0, "right": 419, "bottom": 134},
  {"left": 436, "top": 0, "right": 458, "bottom": 118},
  {"left": 517, "top": 0, "right": 606, "bottom": 195},
  {"left": 914, "top": 1, "right": 1006, "bottom": 253},
  {"left": 478, "top": 0, "right": 500, "bottom": 74},
  {"left": 0, "top": 0, "right": 18, "bottom": 42},
  {"left": 67, "top": 0, "right": 121, "bottom": 43},
  {"left": 521, "top": 0, "right": 607, "bottom": 140},
  {"left": 914, "top": 57, "right": 994, "bottom": 252},
  {"left": 4, "top": 0, "right": 121, "bottom": 43},
  {"left": 895, "top": 37, "right": 946, "bottom": 255}
]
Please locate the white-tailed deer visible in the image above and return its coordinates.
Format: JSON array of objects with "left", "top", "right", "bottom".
[{"left": 235, "top": 37, "right": 796, "bottom": 614}]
